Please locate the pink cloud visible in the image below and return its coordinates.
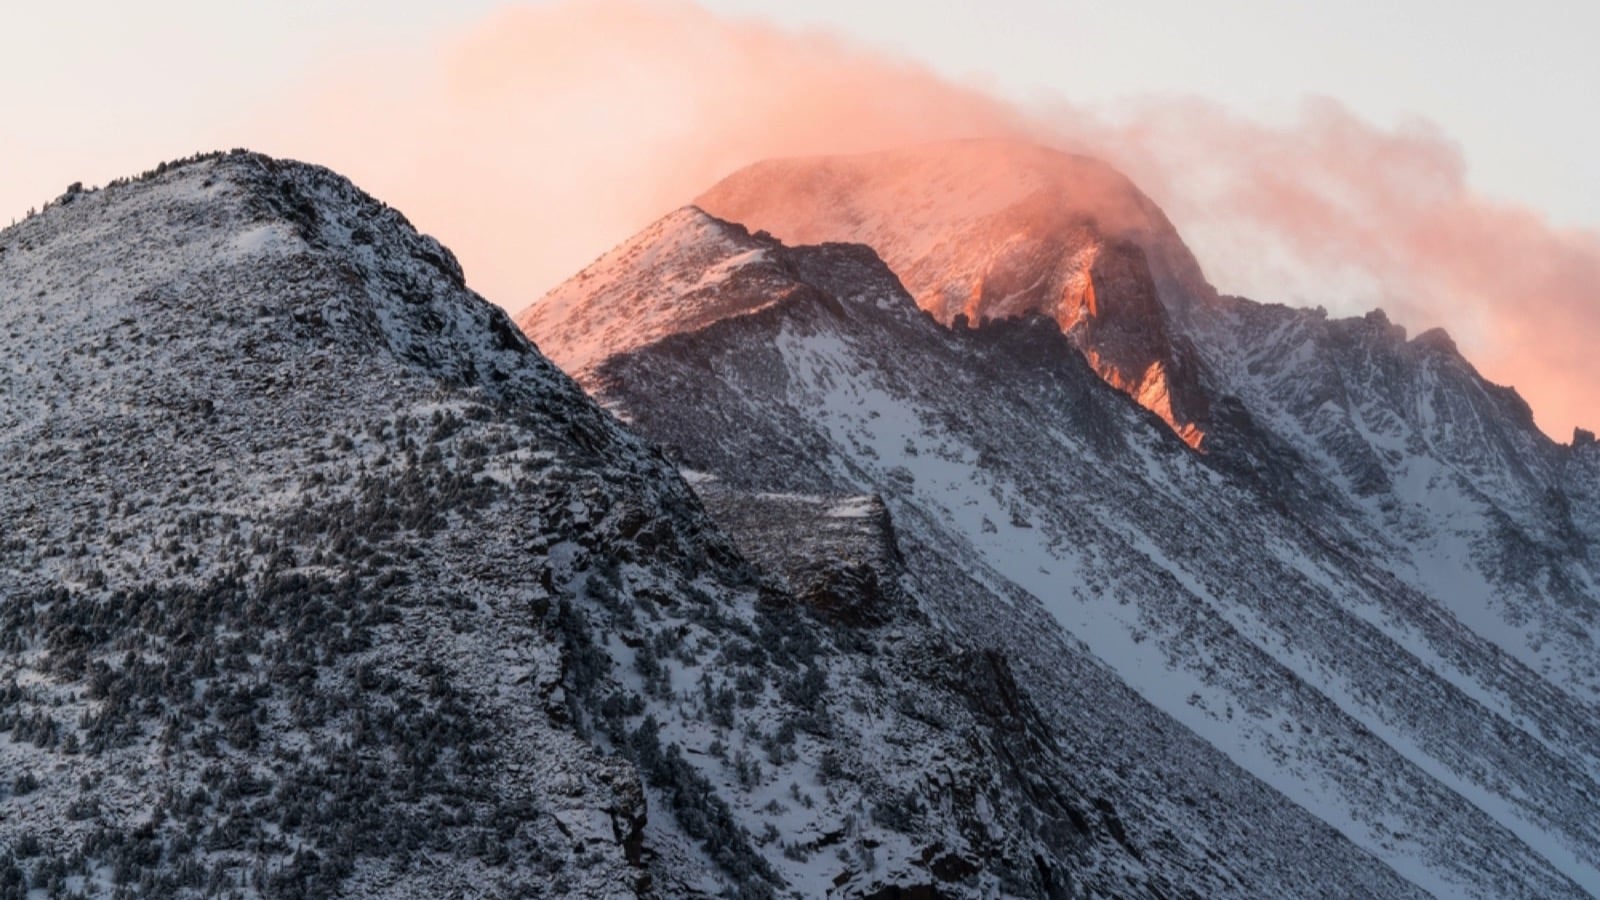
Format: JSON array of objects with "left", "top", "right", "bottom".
[
  {"left": 1077, "top": 98, "right": 1600, "bottom": 437},
  {"left": 240, "top": 0, "right": 1597, "bottom": 438},
  {"left": 245, "top": 0, "right": 1030, "bottom": 314}
]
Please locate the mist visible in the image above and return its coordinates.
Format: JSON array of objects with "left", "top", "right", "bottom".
[{"left": 240, "top": 0, "right": 1597, "bottom": 438}]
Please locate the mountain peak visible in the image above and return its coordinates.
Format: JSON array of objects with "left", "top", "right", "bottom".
[
  {"left": 696, "top": 139, "right": 1216, "bottom": 316},
  {"left": 1411, "top": 326, "right": 1457, "bottom": 354},
  {"left": 520, "top": 205, "right": 892, "bottom": 376},
  {"left": 696, "top": 139, "right": 1214, "bottom": 447}
]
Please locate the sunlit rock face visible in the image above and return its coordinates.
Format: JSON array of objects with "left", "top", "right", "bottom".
[{"left": 696, "top": 139, "right": 1214, "bottom": 446}]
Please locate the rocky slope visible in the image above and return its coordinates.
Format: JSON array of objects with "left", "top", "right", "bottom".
[
  {"left": 1, "top": 151, "right": 1199, "bottom": 898},
  {"left": 523, "top": 190, "right": 1600, "bottom": 898}
]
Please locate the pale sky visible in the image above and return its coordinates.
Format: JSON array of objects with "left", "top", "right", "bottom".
[
  {"left": 701, "top": 0, "right": 1600, "bottom": 229},
  {"left": 5, "top": 1, "right": 1595, "bottom": 228}
]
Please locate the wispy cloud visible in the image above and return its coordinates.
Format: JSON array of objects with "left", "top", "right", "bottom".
[
  {"left": 246, "top": 0, "right": 1028, "bottom": 309},
  {"left": 242, "top": 0, "right": 1598, "bottom": 437},
  {"left": 1080, "top": 97, "right": 1600, "bottom": 438}
]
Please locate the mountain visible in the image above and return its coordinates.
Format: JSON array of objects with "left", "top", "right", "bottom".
[
  {"left": 522, "top": 142, "right": 1600, "bottom": 898},
  {"left": 0, "top": 151, "right": 1207, "bottom": 898},
  {"left": 520, "top": 207, "right": 802, "bottom": 379}
]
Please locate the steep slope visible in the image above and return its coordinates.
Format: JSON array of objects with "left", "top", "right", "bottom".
[
  {"left": 695, "top": 140, "right": 1214, "bottom": 447},
  {"left": 1201, "top": 299, "right": 1600, "bottom": 700},
  {"left": 526, "top": 205, "right": 1600, "bottom": 898},
  {"left": 0, "top": 151, "right": 677, "bottom": 898},
  {"left": 518, "top": 207, "right": 799, "bottom": 378},
  {"left": 0, "top": 152, "right": 1181, "bottom": 898}
]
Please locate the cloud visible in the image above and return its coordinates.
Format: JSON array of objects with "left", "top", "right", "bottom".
[
  {"left": 240, "top": 0, "right": 1599, "bottom": 438},
  {"left": 244, "top": 0, "right": 1030, "bottom": 314},
  {"left": 1074, "top": 97, "right": 1600, "bottom": 438}
]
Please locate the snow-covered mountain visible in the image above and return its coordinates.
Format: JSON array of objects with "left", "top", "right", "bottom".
[
  {"left": 7, "top": 139, "right": 1595, "bottom": 899},
  {"left": 522, "top": 142, "right": 1600, "bottom": 898},
  {"left": 1199, "top": 299, "right": 1600, "bottom": 700},
  {"left": 0, "top": 151, "right": 1226, "bottom": 898}
]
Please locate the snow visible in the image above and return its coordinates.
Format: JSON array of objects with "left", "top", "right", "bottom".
[{"left": 226, "top": 221, "right": 297, "bottom": 258}]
